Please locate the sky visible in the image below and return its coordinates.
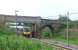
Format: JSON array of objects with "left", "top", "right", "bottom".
[{"left": 0, "top": 0, "right": 78, "bottom": 20}]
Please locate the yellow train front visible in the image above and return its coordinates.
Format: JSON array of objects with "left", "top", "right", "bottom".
[
  {"left": 22, "top": 27, "right": 32, "bottom": 37},
  {"left": 23, "top": 32, "right": 31, "bottom": 35}
]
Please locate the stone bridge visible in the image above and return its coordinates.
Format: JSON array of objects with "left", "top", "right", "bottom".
[{"left": 0, "top": 14, "right": 63, "bottom": 38}]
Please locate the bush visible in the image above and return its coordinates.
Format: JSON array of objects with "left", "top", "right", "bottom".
[
  {"left": 0, "top": 26, "right": 16, "bottom": 36},
  {"left": 43, "top": 32, "right": 49, "bottom": 37},
  {"left": 42, "top": 32, "right": 51, "bottom": 38}
]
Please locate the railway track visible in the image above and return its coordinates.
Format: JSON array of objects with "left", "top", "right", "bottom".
[
  {"left": 40, "top": 39, "right": 78, "bottom": 50},
  {"left": 33, "top": 38, "right": 78, "bottom": 50}
]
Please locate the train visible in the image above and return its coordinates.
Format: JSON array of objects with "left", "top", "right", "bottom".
[
  {"left": 22, "top": 27, "right": 32, "bottom": 36},
  {"left": 8, "top": 23, "right": 34, "bottom": 37}
]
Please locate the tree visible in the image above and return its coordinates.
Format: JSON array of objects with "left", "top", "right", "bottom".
[{"left": 58, "top": 15, "right": 71, "bottom": 23}]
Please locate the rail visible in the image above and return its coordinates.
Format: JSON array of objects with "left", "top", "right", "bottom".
[{"left": 33, "top": 39, "right": 78, "bottom": 50}]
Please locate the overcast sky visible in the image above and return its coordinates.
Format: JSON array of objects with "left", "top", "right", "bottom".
[{"left": 0, "top": 0, "right": 78, "bottom": 20}]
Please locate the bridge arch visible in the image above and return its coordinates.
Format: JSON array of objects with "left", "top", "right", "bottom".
[{"left": 40, "top": 24, "right": 55, "bottom": 38}]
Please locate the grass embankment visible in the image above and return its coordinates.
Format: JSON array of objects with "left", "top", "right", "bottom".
[
  {"left": 42, "top": 27, "right": 78, "bottom": 45},
  {"left": 0, "top": 35, "right": 53, "bottom": 50},
  {"left": 53, "top": 29, "right": 78, "bottom": 45},
  {"left": 0, "top": 27, "right": 53, "bottom": 50}
]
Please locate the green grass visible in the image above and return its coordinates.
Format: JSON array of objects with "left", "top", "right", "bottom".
[
  {"left": 0, "top": 35, "right": 53, "bottom": 50},
  {"left": 51, "top": 28, "right": 78, "bottom": 45},
  {"left": 52, "top": 35, "right": 78, "bottom": 45},
  {"left": 0, "top": 27, "right": 53, "bottom": 50}
]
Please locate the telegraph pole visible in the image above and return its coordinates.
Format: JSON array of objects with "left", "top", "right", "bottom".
[
  {"left": 66, "top": 12, "right": 78, "bottom": 47},
  {"left": 67, "top": 12, "right": 69, "bottom": 47}
]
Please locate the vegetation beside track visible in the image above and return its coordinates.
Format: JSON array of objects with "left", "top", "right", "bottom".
[{"left": 0, "top": 26, "right": 53, "bottom": 50}]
